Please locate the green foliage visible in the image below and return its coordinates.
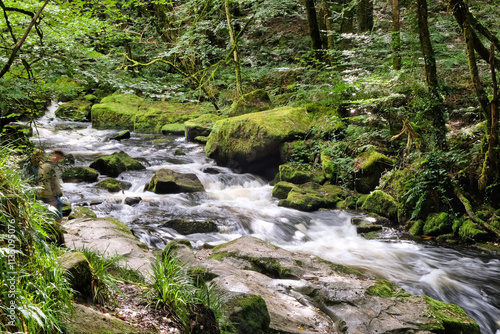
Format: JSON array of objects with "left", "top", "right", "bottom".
[
  {"left": 321, "top": 141, "right": 357, "bottom": 189},
  {"left": 149, "top": 244, "right": 228, "bottom": 332},
  {"left": 0, "top": 146, "right": 73, "bottom": 333}
]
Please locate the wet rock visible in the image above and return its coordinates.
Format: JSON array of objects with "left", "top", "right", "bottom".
[
  {"left": 89, "top": 151, "right": 145, "bottom": 177},
  {"left": 170, "top": 236, "right": 479, "bottom": 334},
  {"left": 124, "top": 197, "right": 142, "bottom": 206},
  {"left": 174, "top": 149, "right": 186, "bottom": 156},
  {"left": 68, "top": 206, "right": 97, "bottom": 220},
  {"left": 96, "top": 178, "right": 132, "bottom": 193},
  {"left": 187, "top": 303, "right": 220, "bottom": 334},
  {"left": 351, "top": 216, "right": 383, "bottom": 233},
  {"left": 144, "top": 169, "right": 205, "bottom": 194},
  {"left": 110, "top": 130, "right": 130, "bottom": 141},
  {"left": 162, "top": 218, "right": 218, "bottom": 235},
  {"left": 275, "top": 163, "right": 325, "bottom": 184},
  {"left": 278, "top": 182, "right": 342, "bottom": 212},
  {"left": 62, "top": 166, "right": 99, "bottom": 183},
  {"left": 355, "top": 150, "right": 394, "bottom": 194},
  {"left": 59, "top": 252, "right": 92, "bottom": 300},
  {"left": 225, "top": 294, "right": 270, "bottom": 334},
  {"left": 55, "top": 99, "right": 92, "bottom": 121},
  {"left": 272, "top": 181, "right": 296, "bottom": 199},
  {"left": 202, "top": 167, "right": 222, "bottom": 174}
]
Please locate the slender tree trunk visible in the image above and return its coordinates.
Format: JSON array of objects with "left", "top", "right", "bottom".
[
  {"left": 303, "top": 0, "right": 323, "bottom": 52},
  {"left": 392, "top": 0, "right": 401, "bottom": 70},
  {"left": 224, "top": 0, "right": 242, "bottom": 96},
  {"left": 0, "top": 0, "right": 49, "bottom": 79},
  {"left": 324, "top": 7, "right": 335, "bottom": 50},
  {"left": 357, "top": 0, "right": 373, "bottom": 32}
]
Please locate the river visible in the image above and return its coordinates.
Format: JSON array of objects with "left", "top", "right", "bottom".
[{"left": 32, "top": 102, "right": 500, "bottom": 333}]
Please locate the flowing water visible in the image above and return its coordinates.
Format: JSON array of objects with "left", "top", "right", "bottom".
[{"left": 32, "top": 102, "right": 500, "bottom": 333}]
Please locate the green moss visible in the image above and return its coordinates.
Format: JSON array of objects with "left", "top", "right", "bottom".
[
  {"left": 92, "top": 94, "right": 208, "bottom": 133},
  {"left": 422, "top": 296, "right": 480, "bottom": 334},
  {"left": 161, "top": 123, "right": 185, "bottom": 135},
  {"left": 409, "top": 220, "right": 424, "bottom": 236},
  {"left": 279, "top": 182, "right": 341, "bottom": 212},
  {"left": 227, "top": 294, "right": 270, "bottom": 334},
  {"left": 90, "top": 151, "right": 145, "bottom": 177},
  {"left": 355, "top": 151, "right": 394, "bottom": 194},
  {"left": 366, "top": 279, "right": 411, "bottom": 298},
  {"left": 458, "top": 219, "right": 489, "bottom": 242},
  {"left": 271, "top": 181, "right": 297, "bottom": 199},
  {"left": 96, "top": 178, "right": 132, "bottom": 192},
  {"left": 423, "top": 212, "right": 453, "bottom": 236},
  {"left": 228, "top": 89, "right": 273, "bottom": 117},
  {"left": 185, "top": 113, "right": 226, "bottom": 141},
  {"left": 103, "top": 217, "right": 133, "bottom": 235},
  {"left": 62, "top": 166, "right": 99, "bottom": 182},
  {"left": 277, "top": 164, "right": 325, "bottom": 184},
  {"left": 314, "top": 256, "right": 365, "bottom": 277},
  {"left": 187, "top": 266, "right": 218, "bottom": 282},
  {"left": 361, "top": 190, "right": 398, "bottom": 222},
  {"left": 205, "top": 107, "right": 312, "bottom": 169},
  {"left": 56, "top": 99, "right": 92, "bottom": 121},
  {"left": 68, "top": 206, "right": 97, "bottom": 220}
]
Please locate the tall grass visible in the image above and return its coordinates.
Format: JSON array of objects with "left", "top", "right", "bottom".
[
  {"left": 149, "top": 244, "right": 229, "bottom": 333},
  {"left": 0, "top": 146, "right": 73, "bottom": 333}
]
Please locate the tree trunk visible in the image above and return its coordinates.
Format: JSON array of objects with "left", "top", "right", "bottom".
[
  {"left": 224, "top": 0, "right": 243, "bottom": 96},
  {"left": 416, "top": 0, "right": 446, "bottom": 147},
  {"left": 392, "top": 0, "right": 401, "bottom": 70},
  {"left": 304, "top": 0, "right": 323, "bottom": 52},
  {"left": 357, "top": 0, "right": 373, "bottom": 32},
  {"left": 324, "top": 7, "right": 335, "bottom": 50},
  {"left": 0, "top": 0, "right": 49, "bottom": 79}
]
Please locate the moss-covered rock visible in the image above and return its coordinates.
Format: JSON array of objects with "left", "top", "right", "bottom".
[
  {"left": 56, "top": 99, "right": 92, "bottom": 121},
  {"left": 185, "top": 113, "right": 226, "bottom": 141},
  {"left": 109, "top": 130, "right": 131, "bottom": 141},
  {"left": 422, "top": 296, "right": 480, "bottom": 334},
  {"left": 423, "top": 212, "right": 453, "bottom": 236},
  {"left": 366, "top": 279, "right": 410, "bottom": 298},
  {"left": 355, "top": 151, "right": 394, "bottom": 194},
  {"left": 271, "top": 181, "right": 297, "bottom": 199},
  {"left": 275, "top": 163, "right": 325, "bottom": 184},
  {"left": 361, "top": 190, "right": 398, "bottom": 222},
  {"left": 89, "top": 151, "right": 145, "bottom": 177},
  {"left": 59, "top": 252, "right": 92, "bottom": 299},
  {"left": 409, "top": 220, "right": 424, "bottom": 236},
  {"left": 455, "top": 219, "right": 489, "bottom": 242},
  {"left": 62, "top": 166, "right": 99, "bottom": 183},
  {"left": 278, "top": 182, "right": 342, "bottom": 212},
  {"left": 144, "top": 168, "right": 205, "bottom": 194},
  {"left": 68, "top": 206, "right": 97, "bottom": 220},
  {"left": 91, "top": 93, "right": 208, "bottom": 133},
  {"left": 160, "top": 123, "right": 185, "bottom": 135},
  {"left": 205, "top": 107, "right": 312, "bottom": 174},
  {"left": 228, "top": 89, "right": 273, "bottom": 117},
  {"left": 351, "top": 217, "right": 383, "bottom": 233},
  {"left": 162, "top": 218, "right": 218, "bottom": 235},
  {"left": 225, "top": 294, "right": 270, "bottom": 334},
  {"left": 96, "top": 178, "right": 132, "bottom": 193}
]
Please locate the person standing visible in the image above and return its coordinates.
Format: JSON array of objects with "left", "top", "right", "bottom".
[{"left": 38, "top": 149, "right": 65, "bottom": 222}]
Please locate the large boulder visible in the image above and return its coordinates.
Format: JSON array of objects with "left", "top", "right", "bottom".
[
  {"left": 62, "top": 166, "right": 99, "bottom": 183},
  {"left": 171, "top": 236, "right": 480, "bottom": 334},
  {"left": 205, "top": 107, "right": 312, "bottom": 174},
  {"left": 275, "top": 163, "right": 325, "bottom": 184},
  {"left": 361, "top": 190, "right": 398, "bottom": 222},
  {"left": 144, "top": 169, "right": 205, "bottom": 194},
  {"left": 89, "top": 151, "right": 145, "bottom": 177},
  {"left": 68, "top": 206, "right": 97, "bottom": 220},
  {"left": 96, "top": 178, "right": 132, "bottom": 193},
  {"left": 55, "top": 99, "right": 92, "bottom": 121},
  {"left": 185, "top": 114, "right": 226, "bottom": 142},
  {"left": 228, "top": 89, "right": 273, "bottom": 117},
  {"left": 91, "top": 94, "right": 208, "bottom": 133},
  {"left": 278, "top": 182, "right": 344, "bottom": 212}
]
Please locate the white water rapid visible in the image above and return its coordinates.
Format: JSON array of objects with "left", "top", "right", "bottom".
[{"left": 31, "top": 102, "right": 500, "bottom": 333}]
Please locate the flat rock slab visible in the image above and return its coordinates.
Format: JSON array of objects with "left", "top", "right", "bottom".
[{"left": 63, "top": 217, "right": 155, "bottom": 279}]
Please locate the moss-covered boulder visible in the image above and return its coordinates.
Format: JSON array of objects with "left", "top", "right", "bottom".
[
  {"left": 162, "top": 218, "right": 218, "bottom": 235},
  {"left": 228, "top": 89, "right": 273, "bottom": 117},
  {"left": 144, "top": 168, "right": 205, "bottom": 194},
  {"left": 68, "top": 206, "right": 97, "bottom": 220},
  {"left": 205, "top": 107, "right": 312, "bottom": 174},
  {"left": 225, "top": 294, "right": 270, "bottom": 334},
  {"left": 55, "top": 99, "right": 92, "bottom": 121},
  {"left": 89, "top": 151, "right": 145, "bottom": 177},
  {"left": 422, "top": 296, "right": 480, "bottom": 334},
  {"left": 59, "top": 252, "right": 92, "bottom": 299},
  {"left": 185, "top": 113, "right": 226, "bottom": 142},
  {"left": 161, "top": 123, "right": 185, "bottom": 135},
  {"left": 355, "top": 151, "right": 394, "bottom": 194},
  {"left": 91, "top": 93, "right": 208, "bottom": 133},
  {"left": 275, "top": 163, "right": 325, "bottom": 184},
  {"left": 409, "top": 220, "right": 425, "bottom": 236},
  {"left": 351, "top": 217, "right": 383, "bottom": 233},
  {"left": 109, "top": 130, "right": 131, "bottom": 141},
  {"left": 278, "top": 182, "right": 342, "bottom": 212},
  {"left": 96, "top": 178, "right": 132, "bottom": 193},
  {"left": 62, "top": 166, "right": 99, "bottom": 183},
  {"left": 271, "top": 181, "right": 297, "bottom": 199},
  {"left": 423, "top": 212, "right": 453, "bottom": 236},
  {"left": 454, "top": 219, "right": 489, "bottom": 242},
  {"left": 361, "top": 190, "right": 398, "bottom": 222}
]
